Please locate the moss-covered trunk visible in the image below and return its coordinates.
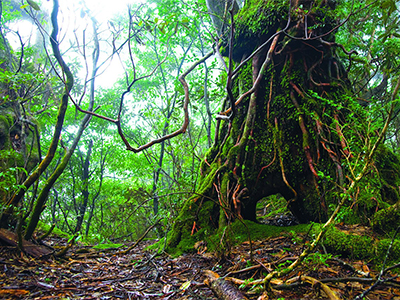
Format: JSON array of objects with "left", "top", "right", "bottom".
[{"left": 165, "top": 0, "right": 399, "bottom": 253}]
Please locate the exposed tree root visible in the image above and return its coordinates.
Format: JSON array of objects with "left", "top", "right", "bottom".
[{"left": 285, "top": 275, "right": 341, "bottom": 300}]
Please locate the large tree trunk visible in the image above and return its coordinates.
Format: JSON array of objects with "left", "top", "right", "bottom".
[{"left": 165, "top": 0, "right": 397, "bottom": 252}]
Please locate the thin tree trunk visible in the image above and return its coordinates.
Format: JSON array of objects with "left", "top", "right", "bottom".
[
  {"left": 24, "top": 10, "right": 100, "bottom": 239},
  {"left": 74, "top": 139, "right": 93, "bottom": 234}
]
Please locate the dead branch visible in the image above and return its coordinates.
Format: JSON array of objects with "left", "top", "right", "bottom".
[
  {"left": 285, "top": 276, "right": 340, "bottom": 300},
  {"left": 0, "top": 228, "right": 52, "bottom": 258},
  {"left": 204, "top": 270, "right": 249, "bottom": 300}
]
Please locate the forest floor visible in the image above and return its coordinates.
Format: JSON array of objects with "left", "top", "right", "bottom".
[{"left": 1, "top": 225, "right": 400, "bottom": 300}]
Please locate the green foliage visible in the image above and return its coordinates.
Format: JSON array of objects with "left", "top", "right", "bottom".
[
  {"left": 0, "top": 149, "right": 26, "bottom": 202},
  {"left": 303, "top": 252, "right": 332, "bottom": 271},
  {"left": 0, "top": 165, "right": 27, "bottom": 193},
  {"left": 37, "top": 221, "right": 72, "bottom": 240},
  {"left": 256, "top": 194, "right": 289, "bottom": 221},
  {"left": 0, "top": 1, "right": 23, "bottom": 25}
]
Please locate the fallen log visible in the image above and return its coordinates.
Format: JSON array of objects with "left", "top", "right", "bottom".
[
  {"left": 204, "top": 270, "right": 249, "bottom": 300},
  {"left": 0, "top": 228, "right": 52, "bottom": 257}
]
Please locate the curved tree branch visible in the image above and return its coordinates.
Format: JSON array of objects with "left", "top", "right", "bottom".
[{"left": 7, "top": 0, "right": 73, "bottom": 207}]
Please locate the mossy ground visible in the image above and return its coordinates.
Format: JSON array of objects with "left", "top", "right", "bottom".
[
  {"left": 372, "top": 203, "right": 400, "bottom": 236},
  {"left": 153, "top": 216, "right": 400, "bottom": 270},
  {"left": 149, "top": 219, "right": 311, "bottom": 257},
  {"left": 312, "top": 224, "right": 400, "bottom": 268}
]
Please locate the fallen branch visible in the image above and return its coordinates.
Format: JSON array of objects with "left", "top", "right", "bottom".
[
  {"left": 329, "top": 257, "right": 369, "bottom": 277},
  {"left": 275, "top": 276, "right": 400, "bottom": 289},
  {"left": 0, "top": 228, "right": 52, "bottom": 258},
  {"left": 285, "top": 276, "right": 340, "bottom": 300},
  {"left": 204, "top": 270, "right": 249, "bottom": 300}
]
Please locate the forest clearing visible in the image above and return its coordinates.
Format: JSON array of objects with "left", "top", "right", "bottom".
[{"left": 1, "top": 0, "right": 400, "bottom": 298}]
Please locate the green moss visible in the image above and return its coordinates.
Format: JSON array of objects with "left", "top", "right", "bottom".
[
  {"left": 37, "top": 221, "right": 72, "bottom": 240},
  {"left": 236, "top": 0, "right": 288, "bottom": 36},
  {"left": 372, "top": 203, "right": 400, "bottom": 235},
  {"left": 312, "top": 224, "right": 400, "bottom": 266},
  {"left": 226, "top": 0, "right": 289, "bottom": 60},
  {"left": 205, "top": 220, "right": 311, "bottom": 255},
  {"left": 227, "top": 145, "right": 240, "bottom": 161},
  {"left": 162, "top": 195, "right": 219, "bottom": 256},
  {"left": 197, "top": 165, "right": 221, "bottom": 195},
  {"left": 0, "top": 114, "right": 11, "bottom": 150},
  {"left": 93, "top": 243, "right": 123, "bottom": 250},
  {"left": 374, "top": 146, "right": 400, "bottom": 204},
  {"left": 162, "top": 216, "right": 312, "bottom": 257},
  {"left": 316, "top": 225, "right": 373, "bottom": 259},
  {"left": 227, "top": 219, "right": 310, "bottom": 242},
  {"left": 375, "top": 238, "right": 400, "bottom": 267},
  {"left": 163, "top": 224, "right": 209, "bottom": 257}
]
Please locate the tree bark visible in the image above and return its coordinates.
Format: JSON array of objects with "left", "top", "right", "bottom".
[
  {"left": 166, "top": 0, "right": 374, "bottom": 252},
  {"left": 74, "top": 139, "right": 93, "bottom": 234}
]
